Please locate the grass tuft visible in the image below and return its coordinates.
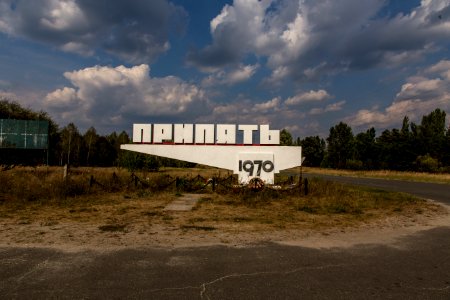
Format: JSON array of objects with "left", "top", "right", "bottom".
[
  {"left": 180, "top": 225, "right": 216, "bottom": 231},
  {"left": 98, "top": 224, "right": 126, "bottom": 232}
]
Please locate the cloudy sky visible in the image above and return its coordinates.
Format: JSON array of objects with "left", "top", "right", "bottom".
[{"left": 1, "top": 0, "right": 450, "bottom": 137}]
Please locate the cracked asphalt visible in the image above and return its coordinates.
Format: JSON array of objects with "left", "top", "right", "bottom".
[
  {"left": 1, "top": 176, "right": 450, "bottom": 299},
  {"left": 1, "top": 227, "right": 450, "bottom": 299}
]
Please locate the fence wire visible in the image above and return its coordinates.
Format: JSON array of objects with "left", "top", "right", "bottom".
[{"left": 87, "top": 172, "right": 307, "bottom": 195}]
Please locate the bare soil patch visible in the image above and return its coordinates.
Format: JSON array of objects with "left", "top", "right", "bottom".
[{"left": 0, "top": 193, "right": 447, "bottom": 251}]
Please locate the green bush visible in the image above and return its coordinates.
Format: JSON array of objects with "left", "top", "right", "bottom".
[
  {"left": 118, "top": 151, "right": 159, "bottom": 172},
  {"left": 346, "top": 159, "right": 364, "bottom": 170},
  {"left": 415, "top": 154, "right": 439, "bottom": 172}
]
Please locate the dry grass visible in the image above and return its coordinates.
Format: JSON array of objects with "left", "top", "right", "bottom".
[
  {"left": 0, "top": 166, "right": 442, "bottom": 236},
  {"left": 177, "top": 179, "right": 437, "bottom": 232},
  {"left": 294, "top": 167, "right": 450, "bottom": 184}
]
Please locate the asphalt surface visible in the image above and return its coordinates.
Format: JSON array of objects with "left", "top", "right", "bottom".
[
  {"left": 1, "top": 227, "right": 450, "bottom": 299},
  {"left": 1, "top": 175, "right": 449, "bottom": 299}
]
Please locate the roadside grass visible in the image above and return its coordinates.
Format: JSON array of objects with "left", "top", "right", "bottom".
[
  {"left": 0, "top": 166, "right": 444, "bottom": 233},
  {"left": 291, "top": 167, "right": 450, "bottom": 185},
  {"left": 186, "top": 177, "right": 435, "bottom": 231}
]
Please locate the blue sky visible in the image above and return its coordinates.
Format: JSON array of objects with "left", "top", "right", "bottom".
[{"left": 0, "top": 0, "right": 449, "bottom": 138}]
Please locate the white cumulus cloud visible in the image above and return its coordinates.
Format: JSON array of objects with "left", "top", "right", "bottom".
[
  {"left": 346, "top": 60, "right": 450, "bottom": 129},
  {"left": 309, "top": 100, "right": 346, "bottom": 115},
  {"left": 252, "top": 97, "right": 281, "bottom": 113},
  {"left": 285, "top": 90, "right": 331, "bottom": 106},
  {"left": 188, "top": 0, "right": 450, "bottom": 83},
  {"left": 201, "top": 64, "right": 259, "bottom": 87},
  {"left": 44, "top": 64, "right": 205, "bottom": 130}
]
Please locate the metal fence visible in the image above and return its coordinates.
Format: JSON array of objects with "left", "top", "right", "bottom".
[{"left": 0, "top": 119, "right": 49, "bottom": 149}]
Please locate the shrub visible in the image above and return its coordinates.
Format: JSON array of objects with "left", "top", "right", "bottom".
[
  {"left": 345, "top": 159, "right": 364, "bottom": 170},
  {"left": 415, "top": 154, "right": 439, "bottom": 172}
]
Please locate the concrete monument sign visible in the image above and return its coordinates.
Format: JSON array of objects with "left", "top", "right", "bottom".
[{"left": 120, "top": 124, "right": 302, "bottom": 184}]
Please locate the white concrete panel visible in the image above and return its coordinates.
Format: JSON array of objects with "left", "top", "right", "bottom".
[
  {"left": 120, "top": 144, "right": 302, "bottom": 183},
  {"left": 174, "top": 124, "right": 194, "bottom": 144},
  {"left": 195, "top": 124, "right": 215, "bottom": 144},
  {"left": 216, "top": 124, "right": 236, "bottom": 144},
  {"left": 260, "top": 125, "right": 280, "bottom": 145},
  {"left": 132, "top": 124, "right": 152, "bottom": 143},
  {"left": 238, "top": 125, "right": 258, "bottom": 144},
  {"left": 153, "top": 124, "right": 173, "bottom": 143}
]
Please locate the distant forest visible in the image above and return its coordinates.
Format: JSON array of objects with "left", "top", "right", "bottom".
[{"left": 1, "top": 98, "right": 449, "bottom": 173}]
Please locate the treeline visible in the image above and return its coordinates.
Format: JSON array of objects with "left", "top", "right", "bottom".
[
  {"left": 0, "top": 99, "right": 192, "bottom": 170},
  {"left": 1, "top": 98, "right": 449, "bottom": 172},
  {"left": 281, "top": 108, "right": 450, "bottom": 172}
]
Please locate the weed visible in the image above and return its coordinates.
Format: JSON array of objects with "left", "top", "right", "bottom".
[
  {"left": 17, "top": 219, "right": 31, "bottom": 225},
  {"left": 69, "top": 207, "right": 98, "bottom": 213},
  {"left": 136, "top": 190, "right": 150, "bottom": 198},
  {"left": 162, "top": 215, "right": 173, "bottom": 221},
  {"left": 41, "top": 220, "right": 58, "bottom": 226},
  {"left": 328, "top": 204, "right": 348, "bottom": 214},
  {"left": 232, "top": 217, "right": 253, "bottom": 222},
  {"left": 188, "top": 217, "right": 207, "bottom": 223},
  {"left": 261, "top": 219, "right": 274, "bottom": 224},
  {"left": 180, "top": 225, "right": 216, "bottom": 231},
  {"left": 199, "top": 197, "right": 213, "bottom": 203},
  {"left": 98, "top": 224, "right": 126, "bottom": 232},
  {"left": 297, "top": 204, "right": 318, "bottom": 213},
  {"left": 116, "top": 206, "right": 137, "bottom": 215},
  {"left": 142, "top": 211, "right": 162, "bottom": 217}
]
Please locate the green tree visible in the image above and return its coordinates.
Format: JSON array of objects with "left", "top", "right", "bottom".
[
  {"left": 119, "top": 152, "right": 159, "bottom": 171},
  {"left": 398, "top": 116, "right": 417, "bottom": 170},
  {"left": 444, "top": 126, "right": 450, "bottom": 168},
  {"left": 60, "top": 123, "right": 82, "bottom": 166},
  {"left": 354, "top": 127, "right": 378, "bottom": 169},
  {"left": 280, "top": 129, "right": 293, "bottom": 145},
  {"left": 418, "top": 108, "right": 446, "bottom": 162},
  {"left": 377, "top": 128, "right": 410, "bottom": 170},
  {"left": 326, "top": 122, "right": 354, "bottom": 169},
  {"left": 117, "top": 131, "right": 130, "bottom": 145},
  {"left": 376, "top": 117, "right": 418, "bottom": 171},
  {"left": 0, "top": 98, "right": 47, "bottom": 120},
  {"left": 92, "top": 136, "right": 116, "bottom": 167},
  {"left": 377, "top": 117, "right": 417, "bottom": 170},
  {"left": 300, "top": 136, "right": 325, "bottom": 167},
  {"left": 376, "top": 129, "right": 393, "bottom": 169},
  {"left": 83, "top": 127, "right": 99, "bottom": 166}
]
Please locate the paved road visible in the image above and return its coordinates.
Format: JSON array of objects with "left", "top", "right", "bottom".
[
  {"left": 299, "top": 173, "right": 450, "bottom": 204},
  {"left": 1, "top": 174, "right": 449, "bottom": 299},
  {"left": 1, "top": 227, "right": 450, "bottom": 299}
]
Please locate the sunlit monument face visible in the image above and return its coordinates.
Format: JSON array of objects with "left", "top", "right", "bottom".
[{"left": 121, "top": 123, "right": 302, "bottom": 184}]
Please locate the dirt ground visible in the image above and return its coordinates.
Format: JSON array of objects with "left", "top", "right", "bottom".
[{"left": 0, "top": 195, "right": 448, "bottom": 252}]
